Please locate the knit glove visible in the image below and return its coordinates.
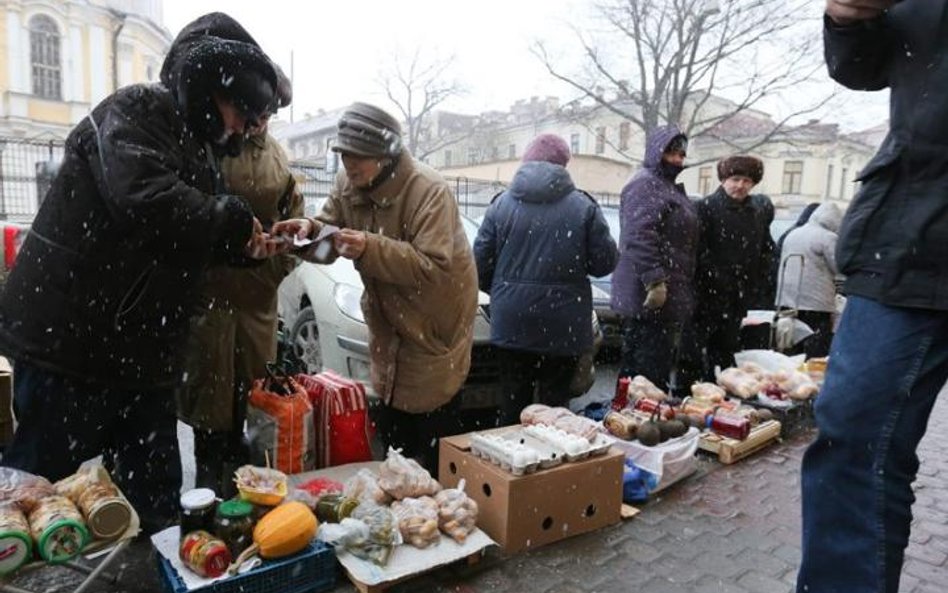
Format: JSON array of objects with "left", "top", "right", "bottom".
[{"left": 643, "top": 281, "right": 668, "bottom": 310}]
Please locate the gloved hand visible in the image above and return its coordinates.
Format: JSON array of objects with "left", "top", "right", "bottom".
[{"left": 643, "top": 281, "right": 668, "bottom": 310}]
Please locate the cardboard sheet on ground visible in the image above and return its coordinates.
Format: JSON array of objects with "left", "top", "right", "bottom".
[{"left": 291, "top": 462, "right": 495, "bottom": 587}]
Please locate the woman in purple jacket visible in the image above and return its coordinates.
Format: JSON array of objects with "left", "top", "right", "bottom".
[{"left": 610, "top": 125, "right": 699, "bottom": 392}]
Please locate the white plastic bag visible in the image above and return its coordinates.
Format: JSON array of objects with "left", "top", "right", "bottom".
[
  {"left": 734, "top": 350, "right": 806, "bottom": 374},
  {"left": 608, "top": 428, "right": 699, "bottom": 494}
]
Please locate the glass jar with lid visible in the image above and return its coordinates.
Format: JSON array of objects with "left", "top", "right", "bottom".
[
  {"left": 315, "top": 494, "right": 359, "bottom": 524},
  {"left": 213, "top": 499, "right": 255, "bottom": 557},
  {"left": 180, "top": 488, "right": 217, "bottom": 536}
]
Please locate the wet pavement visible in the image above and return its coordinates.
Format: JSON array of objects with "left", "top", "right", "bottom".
[{"left": 5, "top": 371, "right": 947, "bottom": 593}]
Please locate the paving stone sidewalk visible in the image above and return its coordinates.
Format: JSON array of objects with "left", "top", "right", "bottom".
[{"left": 8, "top": 393, "right": 947, "bottom": 593}]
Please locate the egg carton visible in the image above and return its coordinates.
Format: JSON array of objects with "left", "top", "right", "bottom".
[
  {"left": 498, "top": 431, "right": 565, "bottom": 470},
  {"left": 588, "top": 432, "right": 614, "bottom": 456},
  {"left": 469, "top": 433, "right": 541, "bottom": 476},
  {"left": 523, "top": 424, "right": 601, "bottom": 462}
]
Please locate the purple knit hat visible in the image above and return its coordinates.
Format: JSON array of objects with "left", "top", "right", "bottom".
[{"left": 522, "top": 133, "right": 570, "bottom": 166}]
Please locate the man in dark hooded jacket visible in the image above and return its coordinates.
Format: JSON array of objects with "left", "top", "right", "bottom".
[
  {"left": 610, "top": 125, "right": 698, "bottom": 392},
  {"left": 474, "top": 134, "right": 617, "bottom": 424},
  {"left": 0, "top": 12, "right": 281, "bottom": 532},
  {"left": 797, "top": 2, "right": 948, "bottom": 592}
]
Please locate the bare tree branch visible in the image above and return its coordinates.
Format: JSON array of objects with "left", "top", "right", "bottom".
[
  {"left": 534, "top": 0, "right": 834, "bottom": 153},
  {"left": 376, "top": 47, "right": 472, "bottom": 160}
]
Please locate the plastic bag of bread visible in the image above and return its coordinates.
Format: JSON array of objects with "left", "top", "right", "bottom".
[
  {"left": 0, "top": 467, "right": 55, "bottom": 514},
  {"left": 738, "top": 361, "right": 767, "bottom": 381},
  {"left": 344, "top": 469, "right": 392, "bottom": 505},
  {"left": 532, "top": 406, "right": 575, "bottom": 426},
  {"left": 390, "top": 496, "right": 440, "bottom": 549},
  {"left": 717, "top": 367, "right": 760, "bottom": 399},
  {"left": 552, "top": 414, "right": 600, "bottom": 443},
  {"left": 377, "top": 448, "right": 441, "bottom": 500},
  {"left": 772, "top": 369, "right": 820, "bottom": 400},
  {"left": 434, "top": 479, "right": 478, "bottom": 543},
  {"left": 690, "top": 382, "right": 726, "bottom": 403},
  {"left": 628, "top": 375, "right": 666, "bottom": 401},
  {"left": 519, "top": 404, "right": 551, "bottom": 425}
]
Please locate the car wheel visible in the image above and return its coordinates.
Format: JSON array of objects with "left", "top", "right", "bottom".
[{"left": 290, "top": 306, "right": 322, "bottom": 374}]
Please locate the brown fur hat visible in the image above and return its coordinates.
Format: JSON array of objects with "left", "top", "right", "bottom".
[{"left": 717, "top": 155, "right": 764, "bottom": 184}]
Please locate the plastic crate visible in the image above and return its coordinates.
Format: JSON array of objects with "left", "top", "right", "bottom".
[{"left": 156, "top": 540, "right": 336, "bottom": 593}]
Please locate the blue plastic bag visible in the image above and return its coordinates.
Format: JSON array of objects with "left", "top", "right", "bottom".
[{"left": 622, "top": 458, "right": 658, "bottom": 503}]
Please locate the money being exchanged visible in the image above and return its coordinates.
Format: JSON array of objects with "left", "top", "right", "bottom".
[{"left": 278, "top": 224, "right": 340, "bottom": 262}]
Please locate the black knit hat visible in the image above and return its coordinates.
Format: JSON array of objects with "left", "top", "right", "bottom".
[
  {"left": 332, "top": 102, "right": 403, "bottom": 158},
  {"left": 717, "top": 155, "right": 764, "bottom": 184}
]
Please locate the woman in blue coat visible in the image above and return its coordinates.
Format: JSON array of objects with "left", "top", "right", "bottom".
[
  {"left": 610, "top": 125, "right": 698, "bottom": 392},
  {"left": 474, "top": 134, "right": 617, "bottom": 424}
]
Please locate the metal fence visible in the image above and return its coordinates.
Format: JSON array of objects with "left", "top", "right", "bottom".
[
  {"left": 0, "top": 137, "right": 517, "bottom": 224},
  {"left": 0, "top": 137, "right": 65, "bottom": 223}
]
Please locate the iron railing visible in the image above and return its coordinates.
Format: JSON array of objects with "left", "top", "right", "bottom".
[{"left": 0, "top": 137, "right": 64, "bottom": 223}]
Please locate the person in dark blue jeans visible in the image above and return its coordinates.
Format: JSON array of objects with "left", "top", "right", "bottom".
[{"left": 798, "top": 2, "right": 948, "bottom": 592}]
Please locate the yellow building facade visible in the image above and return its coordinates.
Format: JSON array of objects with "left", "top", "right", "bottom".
[{"left": 0, "top": 0, "right": 170, "bottom": 140}]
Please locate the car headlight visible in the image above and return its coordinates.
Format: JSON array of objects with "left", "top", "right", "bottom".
[{"left": 333, "top": 283, "right": 365, "bottom": 323}]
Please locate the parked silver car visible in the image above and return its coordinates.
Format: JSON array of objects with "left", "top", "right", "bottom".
[{"left": 277, "top": 212, "right": 601, "bottom": 409}]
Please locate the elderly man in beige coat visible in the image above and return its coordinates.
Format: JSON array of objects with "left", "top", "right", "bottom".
[{"left": 274, "top": 102, "right": 478, "bottom": 471}]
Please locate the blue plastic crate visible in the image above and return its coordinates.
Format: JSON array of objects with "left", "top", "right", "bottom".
[{"left": 156, "top": 540, "right": 336, "bottom": 593}]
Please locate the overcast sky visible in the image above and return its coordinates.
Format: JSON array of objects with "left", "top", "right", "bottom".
[{"left": 162, "top": 0, "right": 889, "bottom": 131}]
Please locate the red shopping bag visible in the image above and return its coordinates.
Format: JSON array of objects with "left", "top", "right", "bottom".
[{"left": 295, "top": 371, "right": 373, "bottom": 468}]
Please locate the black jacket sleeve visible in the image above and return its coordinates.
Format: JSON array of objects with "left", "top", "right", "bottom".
[{"left": 823, "top": 13, "right": 896, "bottom": 91}]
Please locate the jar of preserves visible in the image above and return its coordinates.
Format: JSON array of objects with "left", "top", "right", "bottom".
[
  {"left": 180, "top": 488, "right": 217, "bottom": 536},
  {"left": 213, "top": 500, "right": 254, "bottom": 557},
  {"left": 179, "top": 530, "right": 231, "bottom": 578},
  {"left": 315, "top": 494, "right": 359, "bottom": 523}
]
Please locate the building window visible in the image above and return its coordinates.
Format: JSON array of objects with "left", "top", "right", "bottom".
[
  {"left": 619, "top": 122, "right": 631, "bottom": 151},
  {"left": 30, "top": 15, "right": 62, "bottom": 100},
  {"left": 840, "top": 167, "right": 849, "bottom": 200},
  {"left": 782, "top": 160, "right": 804, "bottom": 194},
  {"left": 825, "top": 164, "right": 834, "bottom": 198},
  {"left": 698, "top": 166, "right": 713, "bottom": 196},
  {"left": 595, "top": 127, "right": 606, "bottom": 154},
  {"left": 444, "top": 150, "right": 453, "bottom": 167},
  {"left": 508, "top": 144, "right": 516, "bottom": 159},
  {"left": 570, "top": 133, "right": 580, "bottom": 155}
]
